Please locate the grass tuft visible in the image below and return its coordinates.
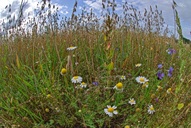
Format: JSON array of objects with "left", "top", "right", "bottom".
[{"left": 0, "top": 0, "right": 190, "bottom": 127}]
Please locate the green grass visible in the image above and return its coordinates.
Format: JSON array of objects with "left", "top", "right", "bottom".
[
  {"left": 0, "top": 1, "right": 191, "bottom": 128},
  {"left": 0, "top": 30, "right": 190, "bottom": 128}
]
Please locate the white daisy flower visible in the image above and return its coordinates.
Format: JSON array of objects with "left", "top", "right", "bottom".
[
  {"left": 113, "top": 82, "right": 123, "bottom": 91},
  {"left": 136, "top": 76, "right": 149, "bottom": 84},
  {"left": 71, "top": 76, "right": 82, "bottom": 83},
  {"left": 80, "top": 82, "right": 87, "bottom": 88},
  {"left": 104, "top": 105, "right": 118, "bottom": 117},
  {"left": 148, "top": 105, "right": 155, "bottom": 114},
  {"left": 128, "top": 98, "right": 136, "bottom": 105},
  {"left": 67, "top": 46, "right": 77, "bottom": 51},
  {"left": 120, "top": 75, "right": 126, "bottom": 80},
  {"left": 75, "top": 62, "right": 79, "bottom": 66}
]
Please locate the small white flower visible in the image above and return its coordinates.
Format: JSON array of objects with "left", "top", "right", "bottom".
[
  {"left": 67, "top": 46, "right": 77, "bottom": 51},
  {"left": 80, "top": 82, "right": 87, "bottom": 88},
  {"left": 104, "top": 105, "right": 118, "bottom": 117},
  {"left": 71, "top": 76, "right": 82, "bottom": 83},
  {"left": 148, "top": 105, "right": 155, "bottom": 114},
  {"left": 135, "top": 63, "right": 142, "bottom": 67},
  {"left": 75, "top": 62, "right": 79, "bottom": 66},
  {"left": 136, "top": 76, "right": 149, "bottom": 84},
  {"left": 120, "top": 75, "right": 126, "bottom": 80},
  {"left": 128, "top": 98, "right": 136, "bottom": 105},
  {"left": 167, "top": 88, "right": 172, "bottom": 94},
  {"left": 55, "top": 107, "right": 60, "bottom": 112},
  {"left": 113, "top": 82, "right": 123, "bottom": 91}
]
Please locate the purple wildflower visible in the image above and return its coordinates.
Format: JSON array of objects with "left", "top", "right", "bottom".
[
  {"left": 155, "top": 98, "right": 159, "bottom": 103},
  {"left": 158, "top": 64, "right": 163, "bottom": 69},
  {"left": 167, "top": 48, "right": 176, "bottom": 55},
  {"left": 157, "top": 71, "right": 165, "bottom": 80},
  {"left": 168, "top": 67, "right": 174, "bottom": 77},
  {"left": 92, "top": 81, "right": 99, "bottom": 86}
]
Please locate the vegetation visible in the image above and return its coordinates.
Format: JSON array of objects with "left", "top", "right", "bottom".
[{"left": 0, "top": 0, "right": 190, "bottom": 127}]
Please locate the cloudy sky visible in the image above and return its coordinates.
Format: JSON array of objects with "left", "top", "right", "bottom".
[{"left": 0, "top": 0, "right": 190, "bottom": 39}]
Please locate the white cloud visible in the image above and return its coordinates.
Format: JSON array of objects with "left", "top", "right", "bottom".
[
  {"left": 83, "top": 0, "right": 102, "bottom": 10},
  {"left": 82, "top": 0, "right": 191, "bottom": 39},
  {"left": 0, "top": 0, "right": 68, "bottom": 22},
  {"left": 143, "top": 0, "right": 191, "bottom": 39},
  {"left": 0, "top": 0, "right": 69, "bottom": 36}
]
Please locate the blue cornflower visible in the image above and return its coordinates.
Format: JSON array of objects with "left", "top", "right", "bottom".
[
  {"left": 157, "top": 71, "right": 165, "bottom": 80},
  {"left": 167, "top": 48, "right": 176, "bottom": 55},
  {"left": 93, "top": 81, "right": 99, "bottom": 86},
  {"left": 158, "top": 64, "right": 163, "bottom": 69},
  {"left": 168, "top": 67, "right": 174, "bottom": 77}
]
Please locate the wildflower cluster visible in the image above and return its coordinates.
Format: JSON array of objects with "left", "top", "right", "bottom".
[
  {"left": 62, "top": 44, "right": 176, "bottom": 120},
  {"left": 166, "top": 48, "right": 176, "bottom": 55},
  {"left": 156, "top": 64, "right": 174, "bottom": 80},
  {"left": 62, "top": 46, "right": 88, "bottom": 89}
]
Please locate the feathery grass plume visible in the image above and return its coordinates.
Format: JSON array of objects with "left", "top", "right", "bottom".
[
  {"left": 172, "top": 0, "right": 183, "bottom": 44},
  {"left": 172, "top": 0, "right": 188, "bottom": 95}
]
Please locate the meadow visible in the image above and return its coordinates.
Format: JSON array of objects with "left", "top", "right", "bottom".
[{"left": 0, "top": 0, "right": 190, "bottom": 128}]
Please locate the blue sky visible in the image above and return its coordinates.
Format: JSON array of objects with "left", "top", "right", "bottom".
[{"left": 0, "top": 0, "right": 191, "bottom": 39}]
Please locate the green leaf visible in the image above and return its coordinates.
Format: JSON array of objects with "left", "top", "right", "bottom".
[
  {"left": 107, "top": 62, "right": 114, "bottom": 71},
  {"left": 177, "top": 103, "right": 184, "bottom": 110},
  {"left": 49, "top": 119, "right": 55, "bottom": 125}
]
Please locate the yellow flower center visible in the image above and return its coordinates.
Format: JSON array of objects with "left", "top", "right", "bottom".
[
  {"left": 69, "top": 46, "right": 74, "bottom": 48},
  {"left": 139, "top": 77, "right": 145, "bottom": 83},
  {"left": 73, "top": 76, "right": 78, "bottom": 80},
  {"left": 107, "top": 107, "right": 114, "bottom": 112},
  {"left": 45, "top": 108, "right": 50, "bottom": 112},
  {"left": 130, "top": 100, "right": 134, "bottom": 103},
  {"left": 46, "top": 94, "right": 51, "bottom": 98},
  {"left": 150, "top": 106, "right": 154, "bottom": 111},
  {"left": 81, "top": 82, "right": 85, "bottom": 85},
  {"left": 121, "top": 76, "right": 125, "bottom": 79},
  {"left": 125, "top": 125, "right": 130, "bottom": 128},
  {"left": 167, "top": 88, "right": 172, "bottom": 93},
  {"left": 61, "top": 68, "right": 67, "bottom": 74},
  {"left": 116, "top": 82, "right": 123, "bottom": 89}
]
